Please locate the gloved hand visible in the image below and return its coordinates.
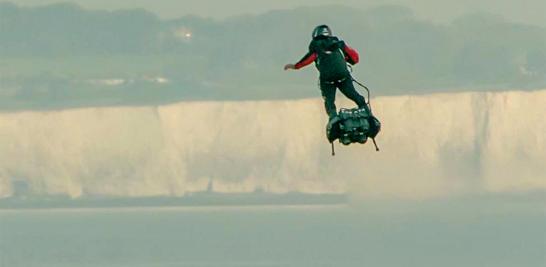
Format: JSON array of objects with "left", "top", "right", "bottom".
[{"left": 284, "top": 64, "right": 296, "bottom": 70}]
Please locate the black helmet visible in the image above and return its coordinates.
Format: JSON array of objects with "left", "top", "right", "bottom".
[{"left": 312, "top": 25, "right": 332, "bottom": 39}]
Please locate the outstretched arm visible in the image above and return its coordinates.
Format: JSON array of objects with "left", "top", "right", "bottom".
[{"left": 284, "top": 51, "right": 317, "bottom": 70}]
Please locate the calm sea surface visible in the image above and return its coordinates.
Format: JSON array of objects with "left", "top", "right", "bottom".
[{"left": 0, "top": 198, "right": 544, "bottom": 267}]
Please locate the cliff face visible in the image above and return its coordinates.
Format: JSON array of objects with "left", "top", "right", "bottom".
[{"left": 1, "top": 89, "right": 544, "bottom": 199}]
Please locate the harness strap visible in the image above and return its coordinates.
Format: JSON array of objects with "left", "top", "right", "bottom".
[{"left": 322, "top": 77, "right": 348, "bottom": 85}]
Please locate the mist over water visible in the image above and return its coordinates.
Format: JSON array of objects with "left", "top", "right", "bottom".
[
  {"left": 1, "top": 3, "right": 545, "bottom": 267},
  {"left": 0, "top": 89, "right": 544, "bottom": 199},
  {"left": 1, "top": 199, "right": 544, "bottom": 267},
  {"left": 2, "top": 90, "right": 543, "bottom": 267}
]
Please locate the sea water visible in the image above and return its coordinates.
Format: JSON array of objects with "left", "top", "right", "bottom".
[{"left": 1, "top": 196, "right": 544, "bottom": 267}]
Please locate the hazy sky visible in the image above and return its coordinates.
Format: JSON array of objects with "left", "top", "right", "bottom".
[{"left": 12, "top": 0, "right": 546, "bottom": 26}]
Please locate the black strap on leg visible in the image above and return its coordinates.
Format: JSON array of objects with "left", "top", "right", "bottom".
[{"left": 331, "top": 142, "right": 336, "bottom": 156}]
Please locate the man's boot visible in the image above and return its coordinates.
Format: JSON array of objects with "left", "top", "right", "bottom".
[{"left": 326, "top": 112, "right": 340, "bottom": 142}]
